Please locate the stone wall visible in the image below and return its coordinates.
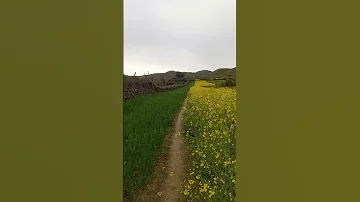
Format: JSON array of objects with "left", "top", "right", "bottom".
[{"left": 124, "top": 76, "right": 189, "bottom": 101}]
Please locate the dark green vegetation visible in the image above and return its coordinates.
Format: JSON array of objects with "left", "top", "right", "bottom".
[
  {"left": 209, "top": 79, "right": 226, "bottom": 86},
  {"left": 219, "top": 78, "right": 236, "bottom": 87},
  {"left": 209, "top": 78, "right": 236, "bottom": 88},
  {"left": 124, "top": 67, "right": 236, "bottom": 86},
  {"left": 123, "top": 82, "right": 193, "bottom": 198}
]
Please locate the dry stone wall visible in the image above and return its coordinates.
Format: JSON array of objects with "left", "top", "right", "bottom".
[{"left": 124, "top": 76, "right": 189, "bottom": 101}]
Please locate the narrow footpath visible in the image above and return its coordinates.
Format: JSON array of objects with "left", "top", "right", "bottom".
[{"left": 135, "top": 98, "right": 188, "bottom": 202}]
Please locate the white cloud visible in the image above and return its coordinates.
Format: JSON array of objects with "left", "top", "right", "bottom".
[{"left": 124, "top": 0, "right": 236, "bottom": 75}]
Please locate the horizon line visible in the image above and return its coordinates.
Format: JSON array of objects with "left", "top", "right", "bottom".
[{"left": 123, "top": 67, "right": 236, "bottom": 76}]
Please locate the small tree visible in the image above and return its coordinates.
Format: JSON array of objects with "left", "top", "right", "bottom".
[{"left": 223, "top": 78, "right": 236, "bottom": 87}]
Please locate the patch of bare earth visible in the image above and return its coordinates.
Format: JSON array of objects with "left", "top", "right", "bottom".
[{"left": 134, "top": 98, "right": 189, "bottom": 202}]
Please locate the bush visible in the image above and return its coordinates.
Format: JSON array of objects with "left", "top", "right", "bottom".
[{"left": 219, "top": 78, "right": 236, "bottom": 87}]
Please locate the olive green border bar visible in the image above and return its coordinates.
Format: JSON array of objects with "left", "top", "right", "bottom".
[
  {"left": 120, "top": 1, "right": 124, "bottom": 201},
  {"left": 0, "top": 0, "right": 123, "bottom": 201},
  {"left": 236, "top": 1, "right": 270, "bottom": 201},
  {"left": 237, "top": 0, "right": 360, "bottom": 202}
]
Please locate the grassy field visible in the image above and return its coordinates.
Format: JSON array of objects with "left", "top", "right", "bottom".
[
  {"left": 182, "top": 80, "right": 236, "bottom": 201},
  {"left": 209, "top": 79, "right": 225, "bottom": 86},
  {"left": 123, "top": 82, "right": 193, "bottom": 198}
]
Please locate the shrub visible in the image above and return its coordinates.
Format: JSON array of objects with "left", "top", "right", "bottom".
[{"left": 219, "top": 78, "right": 236, "bottom": 87}]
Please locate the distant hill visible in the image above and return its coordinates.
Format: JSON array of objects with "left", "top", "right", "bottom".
[
  {"left": 210, "top": 68, "right": 236, "bottom": 79},
  {"left": 124, "top": 67, "right": 236, "bottom": 84},
  {"left": 194, "top": 70, "right": 212, "bottom": 78}
]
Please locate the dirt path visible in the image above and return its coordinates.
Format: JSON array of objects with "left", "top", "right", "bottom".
[
  {"left": 135, "top": 98, "right": 188, "bottom": 202},
  {"left": 161, "top": 98, "right": 188, "bottom": 202}
]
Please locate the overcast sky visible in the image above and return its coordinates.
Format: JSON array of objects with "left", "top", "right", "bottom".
[{"left": 124, "top": 0, "right": 236, "bottom": 76}]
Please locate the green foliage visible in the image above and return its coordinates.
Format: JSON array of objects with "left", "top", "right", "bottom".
[
  {"left": 222, "top": 78, "right": 236, "bottom": 87},
  {"left": 209, "top": 78, "right": 236, "bottom": 88},
  {"left": 209, "top": 79, "right": 225, "bottom": 86}
]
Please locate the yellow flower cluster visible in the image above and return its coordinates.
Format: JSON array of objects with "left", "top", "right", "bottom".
[{"left": 182, "top": 80, "right": 236, "bottom": 201}]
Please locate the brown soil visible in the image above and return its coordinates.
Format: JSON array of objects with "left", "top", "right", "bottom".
[{"left": 134, "top": 98, "right": 188, "bottom": 202}]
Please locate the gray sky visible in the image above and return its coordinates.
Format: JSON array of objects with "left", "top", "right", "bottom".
[{"left": 124, "top": 0, "right": 236, "bottom": 76}]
